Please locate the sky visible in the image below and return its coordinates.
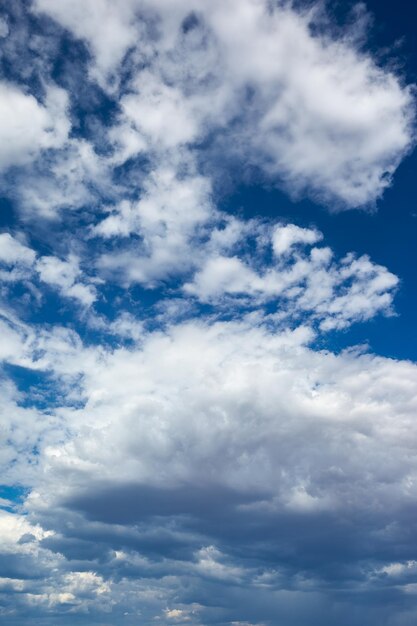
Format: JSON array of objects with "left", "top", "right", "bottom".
[{"left": 0, "top": 1, "right": 417, "bottom": 625}]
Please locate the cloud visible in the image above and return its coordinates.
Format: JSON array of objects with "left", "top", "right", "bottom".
[
  {"left": 25, "top": 319, "right": 417, "bottom": 501},
  {"left": 35, "top": 255, "right": 97, "bottom": 306},
  {"left": 0, "top": 234, "right": 36, "bottom": 267},
  {"left": 0, "top": 508, "right": 113, "bottom": 620},
  {"left": 272, "top": 225, "right": 322, "bottom": 256},
  {"left": 33, "top": 0, "right": 141, "bottom": 88},
  {"left": 184, "top": 226, "right": 398, "bottom": 330},
  {"left": 96, "top": 163, "right": 214, "bottom": 285},
  {"left": 0, "top": 316, "right": 414, "bottom": 623},
  {"left": 12, "top": 140, "right": 110, "bottom": 220},
  {"left": 0, "top": 82, "right": 69, "bottom": 171},
  {"left": 0, "top": 1, "right": 416, "bottom": 624},
  {"left": 32, "top": 0, "right": 415, "bottom": 208},
  {"left": 92, "top": 171, "right": 398, "bottom": 332},
  {"left": 0, "top": 233, "right": 97, "bottom": 307},
  {"left": 119, "top": 70, "right": 201, "bottom": 149}
]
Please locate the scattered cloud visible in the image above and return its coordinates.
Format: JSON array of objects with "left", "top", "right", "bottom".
[{"left": 0, "top": 1, "right": 416, "bottom": 624}]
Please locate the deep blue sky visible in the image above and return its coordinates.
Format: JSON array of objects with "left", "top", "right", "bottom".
[
  {"left": 224, "top": 151, "right": 417, "bottom": 360},
  {"left": 220, "top": 0, "right": 417, "bottom": 362}
]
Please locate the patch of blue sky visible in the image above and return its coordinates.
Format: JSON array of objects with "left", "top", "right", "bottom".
[
  {"left": 1, "top": 363, "right": 67, "bottom": 410},
  {"left": 0, "top": 485, "right": 28, "bottom": 509}
]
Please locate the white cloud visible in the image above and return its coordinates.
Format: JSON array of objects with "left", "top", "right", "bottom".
[
  {"left": 0, "top": 82, "right": 69, "bottom": 171},
  {"left": 0, "top": 320, "right": 28, "bottom": 363},
  {"left": 185, "top": 255, "right": 260, "bottom": 300},
  {"left": 14, "top": 139, "right": 110, "bottom": 220},
  {"left": 0, "top": 314, "right": 411, "bottom": 626},
  {"left": 0, "top": 234, "right": 98, "bottom": 307},
  {"left": 0, "top": 376, "right": 63, "bottom": 487},
  {"left": 1, "top": 311, "right": 417, "bottom": 620},
  {"left": 205, "top": 0, "right": 415, "bottom": 207},
  {"left": 16, "top": 318, "right": 416, "bottom": 505},
  {"left": 96, "top": 163, "right": 213, "bottom": 284},
  {"left": 33, "top": 0, "right": 141, "bottom": 88},
  {"left": 184, "top": 226, "right": 398, "bottom": 330},
  {"left": 0, "top": 233, "right": 36, "bottom": 267},
  {"left": 272, "top": 224, "right": 322, "bottom": 256},
  {"left": 35, "top": 255, "right": 97, "bottom": 306},
  {"left": 32, "top": 0, "right": 415, "bottom": 208},
  {"left": 120, "top": 71, "right": 200, "bottom": 149}
]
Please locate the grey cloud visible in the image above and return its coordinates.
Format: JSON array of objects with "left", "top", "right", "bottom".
[
  {"left": 0, "top": 552, "right": 48, "bottom": 580},
  {"left": 55, "top": 484, "right": 417, "bottom": 582},
  {"left": 65, "top": 482, "right": 265, "bottom": 524}
]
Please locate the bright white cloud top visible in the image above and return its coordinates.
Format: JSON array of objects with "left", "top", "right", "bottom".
[{"left": 0, "top": 1, "right": 416, "bottom": 625}]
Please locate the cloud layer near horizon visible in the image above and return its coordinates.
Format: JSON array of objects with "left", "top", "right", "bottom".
[{"left": 0, "top": 1, "right": 416, "bottom": 625}]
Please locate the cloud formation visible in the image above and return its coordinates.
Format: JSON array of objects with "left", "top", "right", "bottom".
[
  {"left": 34, "top": 0, "right": 415, "bottom": 208},
  {"left": 0, "top": 1, "right": 416, "bottom": 625},
  {"left": 0, "top": 82, "right": 68, "bottom": 171}
]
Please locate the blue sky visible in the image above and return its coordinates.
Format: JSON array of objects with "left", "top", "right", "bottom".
[{"left": 0, "top": 1, "right": 417, "bottom": 625}]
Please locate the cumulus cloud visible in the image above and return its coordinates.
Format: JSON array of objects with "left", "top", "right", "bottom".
[
  {"left": 33, "top": 0, "right": 415, "bottom": 208},
  {"left": 95, "top": 163, "right": 213, "bottom": 284},
  {"left": 23, "top": 319, "right": 416, "bottom": 499},
  {"left": 33, "top": 0, "right": 141, "bottom": 88},
  {"left": 35, "top": 255, "right": 97, "bottom": 306},
  {"left": 272, "top": 224, "right": 322, "bottom": 256},
  {"left": 0, "top": 233, "right": 97, "bottom": 307},
  {"left": 184, "top": 226, "right": 398, "bottom": 330},
  {"left": 0, "top": 316, "right": 415, "bottom": 623},
  {"left": 12, "top": 140, "right": 111, "bottom": 220},
  {"left": 0, "top": 82, "right": 69, "bottom": 171},
  {"left": 0, "top": 234, "right": 36, "bottom": 267}
]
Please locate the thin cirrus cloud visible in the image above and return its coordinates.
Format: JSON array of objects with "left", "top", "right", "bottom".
[{"left": 0, "top": 1, "right": 416, "bottom": 625}]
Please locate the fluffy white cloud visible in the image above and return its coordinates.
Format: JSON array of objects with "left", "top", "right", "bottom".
[
  {"left": 0, "top": 274, "right": 415, "bottom": 623},
  {"left": 184, "top": 226, "right": 398, "bottom": 330},
  {"left": 33, "top": 0, "right": 141, "bottom": 87},
  {"left": 120, "top": 71, "right": 201, "bottom": 149},
  {"left": 13, "top": 140, "right": 110, "bottom": 220},
  {"left": 25, "top": 320, "right": 416, "bottom": 497},
  {"left": 0, "top": 233, "right": 38, "bottom": 287},
  {"left": 0, "top": 82, "right": 69, "bottom": 171},
  {"left": 96, "top": 163, "right": 213, "bottom": 284},
  {"left": 0, "top": 233, "right": 35, "bottom": 267},
  {"left": 272, "top": 224, "right": 322, "bottom": 256},
  {"left": 35, "top": 255, "right": 97, "bottom": 306},
  {"left": 33, "top": 0, "right": 415, "bottom": 208},
  {"left": 0, "top": 234, "right": 97, "bottom": 307}
]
